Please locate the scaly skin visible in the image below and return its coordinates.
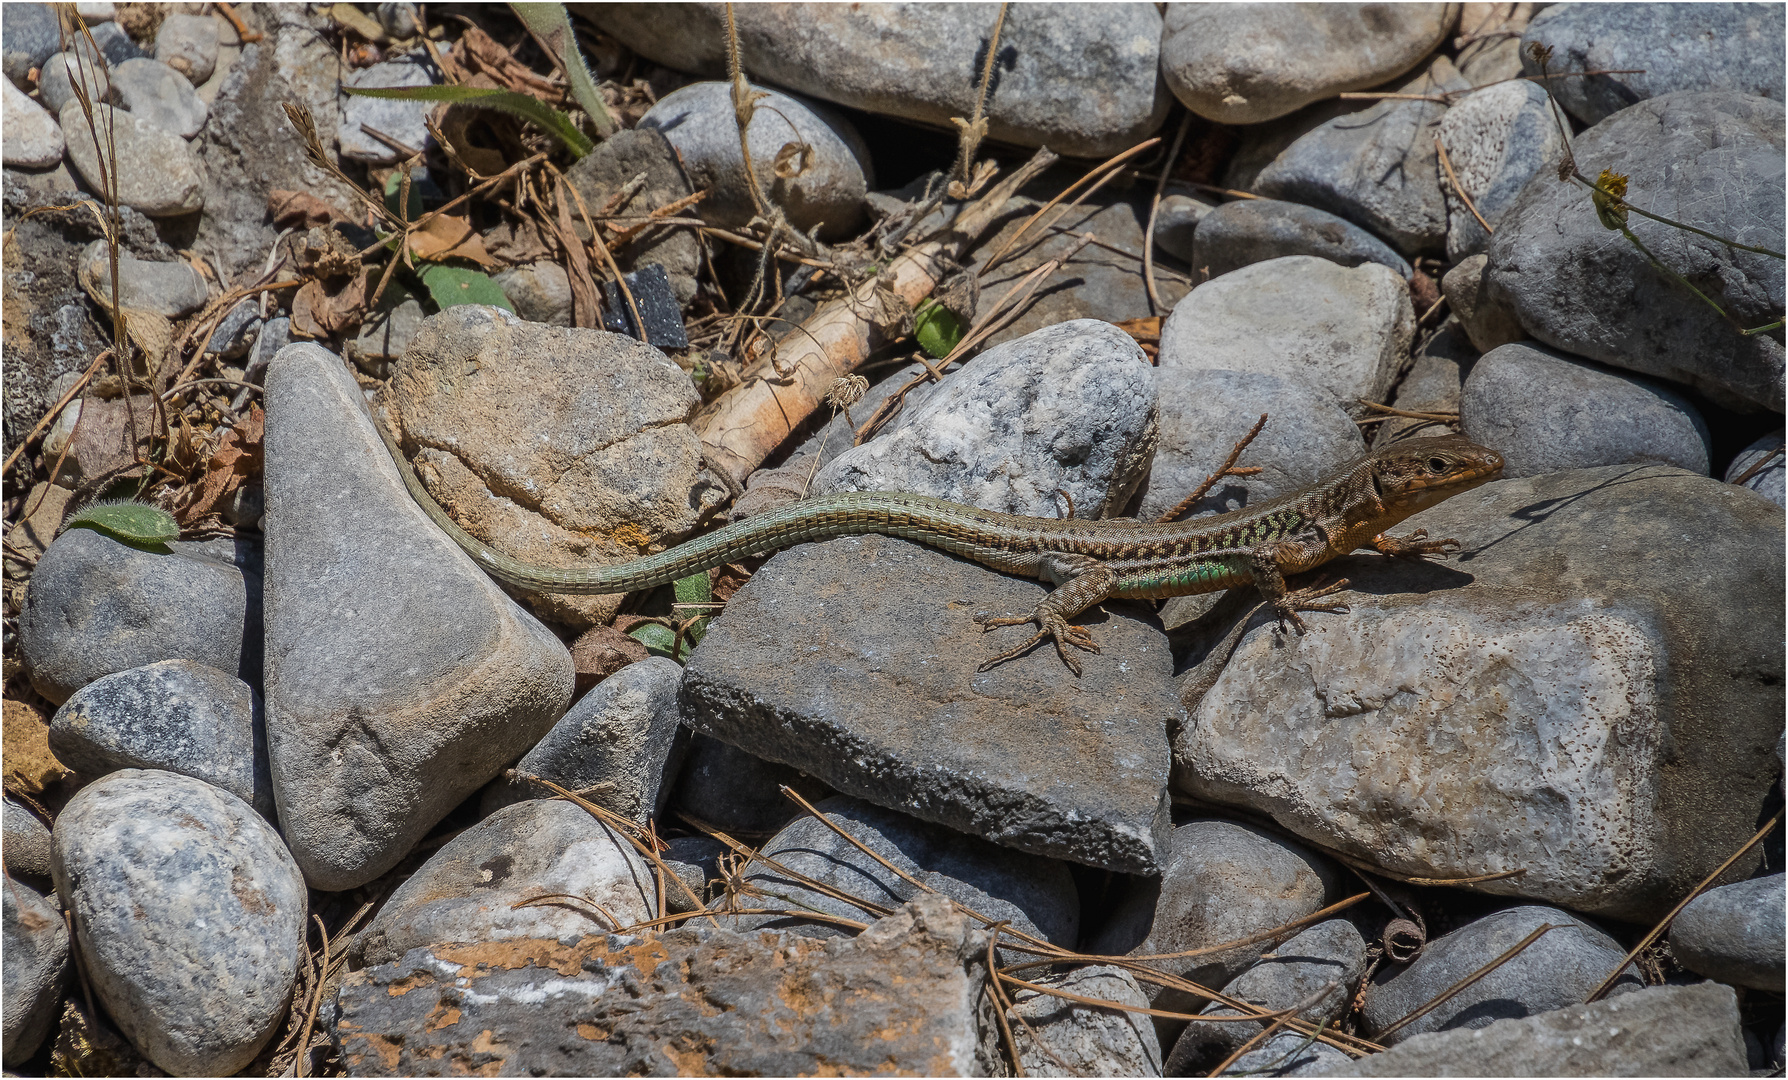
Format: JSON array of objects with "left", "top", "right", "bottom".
[{"left": 377, "top": 416, "right": 1504, "bottom": 675}]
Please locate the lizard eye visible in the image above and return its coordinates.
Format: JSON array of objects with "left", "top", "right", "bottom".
[{"left": 1427, "top": 457, "right": 1449, "bottom": 473}]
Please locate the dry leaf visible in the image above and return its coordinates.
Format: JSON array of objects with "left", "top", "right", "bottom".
[
  {"left": 291, "top": 266, "right": 373, "bottom": 338},
  {"left": 772, "top": 141, "right": 814, "bottom": 179},
  {"left": 329, "top": 2, "right": 388, "bottom": 42},
  {"left": 177, "top": 406, "right": 264, "bottom": 525},
  {"left": 269, "top": 189, "right": 344, "bottom": 230},
  {"left": 407, "top": 212, "right": 498, "bottom": 268},
  {"left": 452, "top": 24, "right": 562, "bottom": 101}
]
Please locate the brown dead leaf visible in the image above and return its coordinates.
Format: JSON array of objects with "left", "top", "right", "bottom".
[
  {"left": 175, "top": 406, "right": 264, "bottom": 525},
  {"left": 269, "top": 189, "right": 345, "bottom": 230},
  {"left": 452, "top": 24, "right": 562, "bottom": 101},
  {"left": 772, "top": 141, "right": 814, "bottom": 179},
  {"left": 292, "top": 266, "right": 373, "bottom": 338},
  {"left": 407, "top": 212, "right": 498, "bottom": 268},
  {"left": 483, "top": 219, "right": 555, "bottom": 264},
  {"left": 3, "top": 698, "right": 67, "bottom": 797}
]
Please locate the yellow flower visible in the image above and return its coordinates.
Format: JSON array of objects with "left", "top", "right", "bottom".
[{"left": 1592, "top": 169, "right": 1630, "bottom": 230}]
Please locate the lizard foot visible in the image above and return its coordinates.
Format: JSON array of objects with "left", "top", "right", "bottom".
[
  {"left": 1373, "top": 528, "right": 1462, "bottom": 560},
  {"left": 974, "top": 611, "right": 1100, "bottom": 676},
  {"left": 1272, "top": 577, "right": 1351, "bottom": 634}
]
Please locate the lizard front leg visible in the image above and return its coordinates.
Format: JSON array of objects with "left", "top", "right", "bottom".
[
  {"left": 1249, "top": 539, "right": 1350, "bottom": 633},
  {"left": 1371, "top": 527, "right": 1461, "bottom": 559},
  {"left": 975, "top": 556, "right": 1116, "bottom": 676}
]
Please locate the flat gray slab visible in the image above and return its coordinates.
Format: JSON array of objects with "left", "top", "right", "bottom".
[{"left": 681, "top": 533, "right": 1177, "bottom": 875}]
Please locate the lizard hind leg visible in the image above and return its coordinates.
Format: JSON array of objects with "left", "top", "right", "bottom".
[{"left": 973, "top": 560, "right": 1117, "bottom": 676}]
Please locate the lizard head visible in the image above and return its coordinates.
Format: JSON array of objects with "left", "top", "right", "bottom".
[{"left": 1369, "top": 435, "right": 1505, "bottom": 515}]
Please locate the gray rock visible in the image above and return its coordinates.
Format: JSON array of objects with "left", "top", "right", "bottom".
[
  {"left": 110, "top": 57, "right": 208, "bottom": 138},
  {"left": 1176, "top": 466, "right": 1783, "bottom": 921},
  {"left": 20, "top": 529, "right": 260, "bottom": 706},
  {"left": 1725, "top": 430, "right": 1785, "bottom": 507},
  {"left": 1168, "top": 919, "right": 1368, "bottom": 1075},
  {"left": 681, "top": 530, "right": 1177, "bottom": 875},
  {"left": 814, "top": 319, "right": 1159, "bottom": 520},
  {"left": 661, "top": 834, "right": 724, "bottom": 913},
  {"left": 1160, "top": 3, "right": 1455, "bottom": 124},
  {"left": 1087, "top": 819, "right": 1342, "bottom": 1014},
  {"left": 1323, "top": 981, "right": 1748, "bottom": 1076},
  {"left": 1010, "top": 964, "right": 1163, "bottom": 1078},
  {"left": 493, "top": 260, "right": 573, "bottom": 326},
  {"left": 48, "top": 659, "right": 272, "bottom": 817},
  {"left": 1256, "top": 58, "right": 1470, "bottom": 256},
  {"left": 343, "top": 296, "right": 423, "bottom": 379},
  {"left": 52, "top": 769, "right": 306, "bottom": 1076},
  {"left": 1225, "top": 97, "right": 1374, "bottom": 194},
  {"left": 563, "top": 127, "right": 701, "bottom": 305},
  {"left": 579, "top": 3, "right": 1167, "bottom": 158},
  {"left": 39, "top": 393, "right": 153, "bottom": 485},
  {"left": 1139, "top": 367, "right": 1365, "bottom": 525},
  {"left": 637, "top": 80, "right": 871, "bottom": 241},
  {"left": 339, "top": 54, "right": 435, "bottom": 163},
  {"left": 1, "top": 878, "right": 67, "bottom": 1066},
  {"left": 1223, "top": 1030, "right": 1352, "bottom": 1076},
  {"left": 1521, "top": 3, "right": 1786, "bottom": 126},
  {"left": 724, "top": 794, "right": 1080, "bottom": 954},
  {"left": 385, "top": 305, "right": 724, "bottom": 630},
  {"left": 481, "top": 656, "right": 687, "bottom": 824},
  {"left": 1461, "top": 341, "right": 1712, "bottom": 478},
  {"left": 2, "top": 79, "right": 63, "bottom": 167},
  {"left": 668, "top": 733, "right": 834, "bottom": 838},
  {"left": 1457, "top": 4, "right": 1538, "bottom": 89},
  {"left": 354, "top": 798, "right": 657, "bottom": 967},
  {"left": 2, "top": 3, "right": 61, "bottom": 89},
  {"left": 1154, "top": 191, "right": 1217, "bottom": 263},
  {"left": 1193, "top": 198, "right": 1411, "bottom": 281},
  {"left": 202, "top": 296, "right": 261, "bottom": 359},
  {"left": 84, "top": 20, "right": 143, "bottom": 66},
  {"left": 1437, "top": 79, "right": 1568, "bottom": 262},
  {"left": 262, "top": 341, "right": 572, "bottom": 890},
  {"left": 335, "top": 894, "right": 1001, "bottom": 1076},
  {"left": 77, "top": 238, "right": 209, "bottom": 316},
  {"left": 1371, "top": 323, "right": 1476, "bottom": 449},
  {"left": 36, "top": 45, "right": 109, "bottom": 115},
  {"left": 1671, "top": 874, "right": 1785, "bottom": 992},
  {"left": 1362, "top": 906, "right": 1639, "bottom": 1042},
  {"left": 1484, "top": 91, "right": 1785, "bottom": 412},
  {"left": 59, "top": 101, "right": 204, "bottom": 216},
  {"left": 153, "top": 12, "right": 220, "bottom": 85},
  {"left": 1441, "top": 252, "right": 1522, "bottom": 353},
  {"left": 1158, "top": 256, "right": 1414, "bottom": 416},
  {"left": 3, "top": 797, "right": 53, "bottom": 879}
]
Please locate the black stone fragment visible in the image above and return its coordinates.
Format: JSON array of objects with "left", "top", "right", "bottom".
[{"left": 601, "top": 262, "right": 688, "bottom": 350}]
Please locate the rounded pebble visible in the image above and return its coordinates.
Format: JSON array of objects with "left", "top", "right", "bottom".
[
  {"left": 2, "top": 878, "right": 68, "bottom": 1066},
  {"left": 152, "top": 12, "right": 219, "bottom": 86},
  {"left": 59, "top": 100, "right": 205, "bottom": 216},
  {"left": 110, "top": 56, "right": 208, "bottom": 138},
  {"left": 2, "top": 77, "right": 63, "bottom": 167}
]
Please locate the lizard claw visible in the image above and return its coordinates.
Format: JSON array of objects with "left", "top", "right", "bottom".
[
  {"left": 1374, "top": 529, "right": 1462, "bottom": 560},
  {"left": 1272, "top": 577, "right": 1351, "bottom": 634},
  {"left": 975, "top": 611, "right": 1100, "bottom": 675}
]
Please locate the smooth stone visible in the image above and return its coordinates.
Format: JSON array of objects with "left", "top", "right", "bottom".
[
  {"left": 1, "top": 879, "right": 67, "bottom": 1066},
  {"left": 1176, "top": 466, "right": 1783, "bottom": 921},
  {"left": 637, "top": 80, "right": 871, "bottom": 241},
  {"left": 154, "top": 12, "right": 220, "bottom": 85},
  {"left": 3, "top": 796, "right": 53, "bottom": 878},
  {"left": 339, "top": 54, "right": 435, "bottom": 163},
  {"left": 19, "top": 529, "right": 260, "bottom": 706},
  {"left": 343, "top": 296, "right": 423, "bottom": 379},
  {"left": 1462, "top": 341, "right": 1711, "bottom": 478},
  {"left": 1087, "top": 819, "right": 1342, "bottom": 1015},
  {"left": 1371, "top": 322, "right": 1476, "bottom": 449},
  {"left": 1483, "top": 91, "right": 1785, "bottom": 412},
  {"left": 1160, "top": 3, "right": 1455, "bottom": 124},
  {"left": 1224, "top": 97, "right": 1375, "bottom": 194},
  {"left": 75, "top": 2, "right": 114, "bottom": 22},
  {"left": 1436, "top": 79, "right": 1567, "bottom": 262},
  {"left": 110, "top": 57, "right": 207, "bottom": 138},
  {"left": 384, "top": 305, "right": 723, "bottom": 629},
  {"left": 661, "top": 835, "right": 724, "bottom": 913},
  {"left": 354, "top": 799, "right": 656, "bottom": 967},
  {"left": 1255, "top": 57, "right": 1470, "bottom": 256},
  {"left": 60, "top": 101, "right": 205, "bottom": 216},
  {"left": 1191, "top": 199, "right": 1411, "bottom": 281},
  {"left": 1726, "top": 430, "right": 1785, "bottom": 507},
  {"left": 335, "top": 894, "right": 999, "bottom": 1076},
  {"left": 1011, "top": 965, "right": 1163, "bottom": 1078},
  {"left": 52, "top": 770, "right": 306, "bottom": 1076},
  {"left": 814, "top": 319, "right": 1159, "bottom": 520},
  {"left": 1671, "top": 874, "right": 1786, "bottom": 992},
  {"left": 1331, "top": 982, "right": 1746, "bottom": 1076},
  {"left": 2, "top": 79, "right": 64, "bottom": 166},
  {"left": 2, "top": 4, "right": 61, "bottom": 88},
  {"left": 1138, "top": 367, "right": 1365, "bottom": 525},
  {"left": 376, "top": 3, "right": 418, "bottom": 39},
  {"left": 39, "top": 393, "right": 153, "bottom": 485},
  {"left": 77, "top": 238, "right": 209, "bottom": 316},
  {"left": 1154, "top": 191, "right": 1217, "bottom": 263},
  {"left": 668, "top": 733, "right": 834, "bottom": 839},
  {"left": 579, "top": 3, "right": 1167, "bottom": 158},
  {"left": 84, "top": 20, "right": 144, "bottom": 66},
  {"left": 1158, "top": 256, "right": 1414, "bottom": 417},
  {"left": 563, "top": 127, "right": 700, "bottom": 305},
  {"left": 1167, "top": 919, "right": 1368, "bottom": 1075},
  {"left": 1521, "top": 3, "right": 1786, "bottom": 126},
  {"left": 262, "top": 341, "right": 572, "bottom": 890},
  {"left": 201, "top": 296, "right": 261, "bottom": 359},
  {"left": 723, "top": 794, "right": 1080, "bottom": 956},
  {"left": 37, "top": 45, "right": 109, "bottom": 115},
  {"left": 48, "top": 659, "right": 272, "bottom": 818},
  {"left": 1440, "top": 252, "right": 1521, "bottom": 353},
  {"left": 480, "top": 656, "right": 687, "bottom": 824},
  {"left": 682, "top": 530, "right": 1177, "bottom": 874},
  {"left": 1221, "top": 1030, "right": 1350, "bottom": 1076},
  {"left": 493, "top": 260, "right": 573, "bottom": 326}
]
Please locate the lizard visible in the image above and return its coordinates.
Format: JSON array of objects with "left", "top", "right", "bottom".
[{"left": 376, "top": 419, "right": 1504, "bottom": 675}]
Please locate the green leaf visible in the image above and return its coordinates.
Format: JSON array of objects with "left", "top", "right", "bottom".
[
  {"left": 510, "top": 3, "right": 617, "bottom": 138},
  {"left": 383, "top": 170, "right": 423, "bottom": 222},
  {"left": 61, "top": 500, "right": 179, "bottom": 550},
  {"left": 342, "top": 84, "right": 594, "bottom": 157},
  {"left": 914, "top": 298, "right": 964, "bottom": 360},
  {"left": 628, "top": 622, "right": 682, "bottom": 660},
  {"left": 672, "top": 571, "right": 712, "bottom": 649},
  {"left": 418, "top": 264, "right": 515, "bottom": 312}
]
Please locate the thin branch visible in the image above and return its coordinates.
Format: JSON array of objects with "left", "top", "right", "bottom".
[
  {"left": 1145, "top": 111, "right": 1193, "bottom": 314},
  {"left": 1376, "top": 923, "right": 1557, "bottom": 1038},
  {"left": 1435, "top": 135, "right": 1493, "bottom": 238},
  {"left": 1157, "top": 413, "right": 1269, "bottom": 523}
]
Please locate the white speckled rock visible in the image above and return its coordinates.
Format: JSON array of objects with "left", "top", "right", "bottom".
[
  {"left": 2, "top": 79, "right": 63, "bottom": 166},
  {"left": 1437, "top": 79, "right": 1567, "bottom": 261},
  {"left": 51, "top": 770, "right": 306, "bottom": 1076},
  {"left": 60, "top": 101, "right": 205, "bottom": 216}
]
